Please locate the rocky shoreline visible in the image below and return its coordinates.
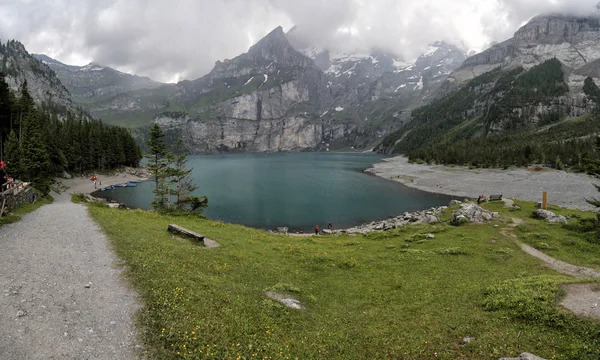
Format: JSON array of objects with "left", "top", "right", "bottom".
[{"left": 328, "top": 206, "right": 448, "bottom": 235}]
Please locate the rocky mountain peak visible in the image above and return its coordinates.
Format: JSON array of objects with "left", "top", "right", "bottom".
[
  {"left": 514, "top": 14, "right": 600, "bottom": 44},
  {"left": 249, "top": 26, "right": 286, "bottom": 50},
  {"left": 245, "top": 26, "right": 315, "bottom": 68},
  {"left": 1, "top": 41, "right": 74, "bottom": 113}
]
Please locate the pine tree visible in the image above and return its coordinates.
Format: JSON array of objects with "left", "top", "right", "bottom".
[
  {"left": 4, "top": 130, "right": 22, "bottom": 179},
  {"left": 146, "top": 124, "right": 170, "bottom": 210},
  {"left": 169, "top": 137, "right": 199, "bottom": 210},
  {"left": 21, "top": 109, "right": 51, "bottom": 194}
]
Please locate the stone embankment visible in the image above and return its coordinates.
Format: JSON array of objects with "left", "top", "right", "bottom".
[
  {"left": 326, "top": 206, "right": 446, "bottom": 235},
  {"left": 311, "top": 201, "right": 501, "bottom": 235}
]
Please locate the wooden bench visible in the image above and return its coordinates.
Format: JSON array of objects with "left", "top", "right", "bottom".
[
  {"left": 489, "top": 194, "right": 503, "bottom": 201},
  {"left": 168, "top": 224, "right": 205, "bottom": 243}
]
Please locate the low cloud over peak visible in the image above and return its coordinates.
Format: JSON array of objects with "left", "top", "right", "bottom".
[{"left": 2, "top": 0, "right": 600, "bottom": 83}]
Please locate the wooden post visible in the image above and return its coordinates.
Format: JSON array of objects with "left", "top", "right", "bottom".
[{"left": 542, "top": 192, "right": 547, "bottom": 209}]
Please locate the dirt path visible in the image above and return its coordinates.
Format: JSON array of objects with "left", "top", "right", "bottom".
[
  {"left": 500, "top": 218, "right": 600, "bottom": 320},
  {"left": 0, "top": 190, "right": 140, "bottom": 359},
  {"left": 517, "top": 243, "right": 600, "bottom": 279}
]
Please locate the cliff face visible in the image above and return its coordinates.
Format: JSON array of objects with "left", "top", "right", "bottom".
[
  {"left": 37, "top": 26, "right": 466, "bottom": 153},
  {"left": 151, "top": 27, "right": 362, "bottom": 153},
  {"left": 0, "top": 41, "right": 74, "bottom": 113},
  {"left": 448, "top": 15, "right": 600, "bottom": 89}
]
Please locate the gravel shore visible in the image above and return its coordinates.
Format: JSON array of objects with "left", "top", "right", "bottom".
[
  {"left": 0, "top": 188, "right": 141, "bottom": 359},
  {"left": 367, "top": 156, "right": 600, "bottom": 210},
  {"left": 61, "top": 169, "right": 148, "bottom": 196}
]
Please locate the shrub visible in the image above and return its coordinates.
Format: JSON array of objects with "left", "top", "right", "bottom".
[{"left": 437, "top": 248, "right": 467, "bottom": 255}]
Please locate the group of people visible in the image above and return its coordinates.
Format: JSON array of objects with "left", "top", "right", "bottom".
[{"left": 314, "top": 223, "right": 333, "bottom": 235}]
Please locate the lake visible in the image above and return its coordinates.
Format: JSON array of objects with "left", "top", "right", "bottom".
[{"left": 97, "top": 153, "right": 455, "bottom": 232}]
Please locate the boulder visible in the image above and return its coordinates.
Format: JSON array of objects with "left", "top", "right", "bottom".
[
  {"left": 453, "top": 215, "right": 469, "bottom": 226},
  {"left": 532, "top": 209, "right": 567, "bottom": 224},
  {"left": 422, "top": 214, "right": 440, "bottom": 224},
  {"left": 61, "top": 171, "right": 72, "bottom": 179},
  {"left": 449, "top": 200, "right": 462, "bottom": 206},
  {"left": 275, "top": 227, "right": 289, "bottom": 234},
  {"left": 426, "top": 233, "right": 435, "bottom": 239},
  {"left": 265, "top": 292, "right": 304, "bottom": 310},
  {"left": 499, "top": 353, "right": 546, "bottom": 360},
  {"left": 451, "top": 204, "right": 500, "bottom": 225}
]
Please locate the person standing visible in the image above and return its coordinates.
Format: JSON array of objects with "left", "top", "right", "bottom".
[
  {"left": 328, "top": 223, "right": 333, "bottom": 230},
  {"left": 314, "top": 225, "right": 319, "bottom": 235},
  {"left": 94, "top": 180, "right": 97, "bottom": 189}
]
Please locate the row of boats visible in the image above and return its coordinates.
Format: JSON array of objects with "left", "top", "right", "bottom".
[{"left": 98, "top": 180, "right": 142, "bottom": 192}]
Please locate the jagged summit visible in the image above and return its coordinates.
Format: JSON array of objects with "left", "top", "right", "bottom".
[{"left": 249, "top": 26, "right": 286, "bottom": 50}]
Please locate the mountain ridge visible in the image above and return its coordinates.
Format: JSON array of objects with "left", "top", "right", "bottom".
[
  {"left": 33, "top": 26, "right": 466, "bottom": 153},
  {"left": 377, "top": 14, "right": 600, "bottom": 170}
]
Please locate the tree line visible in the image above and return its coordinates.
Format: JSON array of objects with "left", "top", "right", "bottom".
[{"left": 0, "top": 72, "right": 142, "bottom": 194}]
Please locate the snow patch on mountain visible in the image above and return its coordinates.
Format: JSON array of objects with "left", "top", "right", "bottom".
[
  {"left": 79, "top": 63, "right": 104, "bottom": 72},
  {"left": 423, "top": 45, "right": 440, "bottom": 57}
]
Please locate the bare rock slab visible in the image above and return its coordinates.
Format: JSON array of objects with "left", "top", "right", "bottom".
[
  {"left": 560, "top": 283, "right": 600, "bottom": 320},
  {"left": 532, "top": 209, "right": 567, "bottom": 224},
  {"left": 265, "top": 292, "right": 304, "bottom": 309},
  {"left": 451, "top": 203, "right": 499, "bottom": 225}
]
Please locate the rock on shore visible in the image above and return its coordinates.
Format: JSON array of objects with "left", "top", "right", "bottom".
[
  {"left": 451, "top": 203, "right": 499, "bottom": 225},
  {"left": 332, "top": 207, "right": 447, "bottom": 235}
]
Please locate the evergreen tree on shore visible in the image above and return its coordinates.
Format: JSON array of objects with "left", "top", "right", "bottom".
[
  {"left": 169, "top": 137, "right": 208, "bottom": 212},
  {"left": 146, "top": 124, "right": 170, "bottom": 210}
]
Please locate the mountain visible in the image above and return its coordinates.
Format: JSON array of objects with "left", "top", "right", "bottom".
[
  {"left": 0, "top": 40, "right": 74, "bottom": 113},
  {"left": 376, "top": 14, "right": 600, "bottom": 170},
  {"left": 446, "top": 14, "right": 600, "bottom": 92},
  {"left": 37, "top": 26, "right": 466, "bottom": 153},
  {"left": 286, "top": 29, "right": 466, "bottom": 125},
  {"left": 33, "top": 54, "right": 164, "bottom": 109}
]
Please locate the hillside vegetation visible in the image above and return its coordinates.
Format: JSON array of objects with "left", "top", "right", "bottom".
[
  {"left": 377, "top": 59, "right": 600, "bottom": 169},
  {"left": 0, "top": 72, "right": 142, "bottom": 193},
  {"left": 89, "top": 200, "right": 600, "bottom": 359}
]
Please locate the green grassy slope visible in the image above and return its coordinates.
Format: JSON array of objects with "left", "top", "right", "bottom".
[{"left": 88, "top": 200, "right": 600, "bottom": 359}]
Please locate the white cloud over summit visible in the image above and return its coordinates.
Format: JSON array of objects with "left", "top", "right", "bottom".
[{"left": 1, "top": 0, "right": 599, "bottom": 82}]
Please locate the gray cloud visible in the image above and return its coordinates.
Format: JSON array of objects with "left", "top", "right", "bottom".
[{"left": 1, "top": 0, "right": 599, "bottom": 82}]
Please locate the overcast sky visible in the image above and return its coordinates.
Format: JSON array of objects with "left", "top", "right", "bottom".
[{"left": 1, "top": 0, "right": 599, "bottom": 83}]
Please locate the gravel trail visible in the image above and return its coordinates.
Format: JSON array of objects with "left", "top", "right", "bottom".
[
  {"left": 517, "top": 243, "right": 600, "bottom": 279},
  {"left": 0, "top": 190, "right": 140, "bottom": 359},
  {"left": 368, "top": 156, "right": 600, "bottom": 210}
]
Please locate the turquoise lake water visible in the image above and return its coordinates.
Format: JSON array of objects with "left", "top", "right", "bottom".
[{"left": 97, "top": 153, "right": 454, "bottom": 232}]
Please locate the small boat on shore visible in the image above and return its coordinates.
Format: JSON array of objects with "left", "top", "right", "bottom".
[
  {"left": 99, "top": 186, "right": 115, "bottom": 192},
  {"left": 125, "top": 183, "right": 138, "bottom": 187}
]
